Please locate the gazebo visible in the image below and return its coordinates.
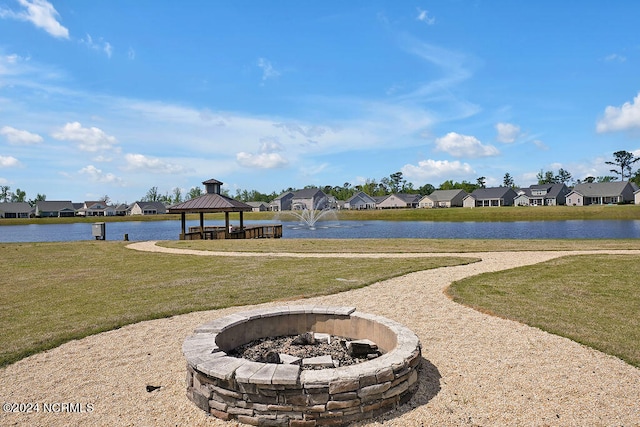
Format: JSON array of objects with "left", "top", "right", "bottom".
[{"left": 168, "top": 179, "right": 279, "bottom": 240}]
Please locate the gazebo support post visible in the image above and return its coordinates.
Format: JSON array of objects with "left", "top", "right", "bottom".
[
  {"left": 225, "top": 212, "right": 230, "bottom": 238},
  {"left": 180, "top": 212, "right": 186, "bottom": 240},
  {"left": 199, "top": 212, "right": 205, "bottom": 239}
]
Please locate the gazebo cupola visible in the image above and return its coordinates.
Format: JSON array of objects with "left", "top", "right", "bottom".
[{"left": 204, "top": 179, "right": 222, "bottom": 195}]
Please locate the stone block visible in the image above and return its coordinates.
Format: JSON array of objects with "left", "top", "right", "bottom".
[
  {"left": 236, "top": 414, "right": 260, "bottom": 426},
  {"left": 272, "top": 363, "right": 301, "bottom": 385},
  {"left": 328, "top": 378, "right": 359, "bottom": 394},
  {"left": 357, "top": 382, "right": 391, "bottom": 400},
  {"left": 209, "top": 408, "right": 231, "bottom": 421},
  {"left": 326, "top": 399, "right": 360, "bottom": 410},
  {"left": 249, "top": 363, "right": 277, "bottom": 384}
]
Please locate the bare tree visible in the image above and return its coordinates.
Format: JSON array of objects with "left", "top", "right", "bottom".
[{"left": 605, "top": 150, "right": 639, "bottom": 181}]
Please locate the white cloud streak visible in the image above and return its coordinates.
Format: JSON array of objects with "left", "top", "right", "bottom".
[
  {"left": 80, "top": 34, "right": 113, "bottom": 58},
  {"left": 0, "top": 0, "right": 69, "bottom": 39},
  {"left": 124, "top": 153, "right": 186, "bottom": 174},
  {"left": 416, "top": 8, "right": 435, "bottom": 25},
  {"left": 257, "top": 57, "right": 280, "bottom": 82},
  {"left": 0, "top": 126, "right": 43, "bottom": 144}
]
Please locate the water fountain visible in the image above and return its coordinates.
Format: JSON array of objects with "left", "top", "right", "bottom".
[{"left": 285, "top": 201, "right": 338, "bottom": 230}]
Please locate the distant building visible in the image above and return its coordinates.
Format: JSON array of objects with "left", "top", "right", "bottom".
[
  {"left": 35, "top": 200, "right": 76, "bottom": 217},
  {"left": 418, "top": 190, "right": 467, "bottom": 208},
  {"left": 463, "top": 187, "right": 517, "bottom": 207},
  {"left": 0, "top": 202, "right": 32, "bottom": 218},
  {"left": 129, "top": 201, "right": 167, "bottom": 215},
  {"left": 513, "top": 183, "right": 570, "bottom": 206}
]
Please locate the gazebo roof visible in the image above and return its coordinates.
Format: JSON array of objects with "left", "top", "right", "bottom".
[{"left": 168, "top": 193, "right": 253, "bottom": 213}]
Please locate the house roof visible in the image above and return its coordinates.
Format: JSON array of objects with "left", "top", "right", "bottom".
[
  {"left": 134, "top": 201, "right": 167, "bottom": 211},
  {"left": 0, "top": 202, "right": 32, "bottom": 213},
  {"left": 423, "top": 189, "right": 466, "bottom": 201},
  {"left": 168, "top": 194, "right": 252, "bottom": 213},
  {"left": 291, "top": 188, "right": 325, "bottom": 199},
  {"left": 570, "top": 181, "right": 634, "bottom": 197},
  {"left": 36, "top": 200, "right": 75, "bottom": 211},
  {"left": 346, "top": 191, "right": 376, "bottom": 203},
  {"left": 517, "top": 183, "right": 568, "bottom": 198},
  {"left": 469, "top": 187, "right": 516, "bottom": 199}
]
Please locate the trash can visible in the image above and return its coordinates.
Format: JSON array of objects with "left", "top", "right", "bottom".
[{"left": 92, "top": 222, "right": 106, "bottom": 240}]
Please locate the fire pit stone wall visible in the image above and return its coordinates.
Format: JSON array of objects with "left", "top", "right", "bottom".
[{"left": 183, "top": 306, "right": 422, "bottom": 426}]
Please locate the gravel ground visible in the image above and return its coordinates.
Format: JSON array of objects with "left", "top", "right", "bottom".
[{"left": 1, "top": 242, "right": 639, "bottom": 427}]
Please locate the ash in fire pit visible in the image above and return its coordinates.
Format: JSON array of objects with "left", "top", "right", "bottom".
[{"left": 229, "top": 332, "right": 381, "bottom": 370}]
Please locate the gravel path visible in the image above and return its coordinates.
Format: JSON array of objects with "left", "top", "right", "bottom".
[{"left": 1, "top": 242, "right": 639, "bottom": 427}]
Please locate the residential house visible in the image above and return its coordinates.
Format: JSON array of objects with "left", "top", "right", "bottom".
[
  {"left": 77, "top": 201, "right": 108, "bottom": 216},
  {"left": 463, "top": 187, "right": 518, "bottom": 208},
  {"left": 345, "top": 191, "right": 377, "bottom": 210},
  {"left": 290, "top": 188, "right": 329, "bottom": 210},
  {"left": 635, "top": 189, "right": 640, "bottom": 205},
  {"left": 269, "top": 191, "right": 294, "bottom": 211},
  {"left": 35, "top": 200, "right": 76, "bottom": 217},
  {"left": 376, "top": 193, "right": 421, "bottom": 209},
  {"left": 246, "top": 201, "right": 269, "bottom": 212},
  {"left": 0, "top": 202, "right": 32, "bottom": 218},
  {"left": 129, "top": 201, "right": 167, "bottom": 215},
  {"left": 565, "top": 182, "right": 637, "bottom": 206},
  {"left": 419, "top": 189, "right": 467, "bottom": 208},
  {"left": 513, "top": 183, "right": 570, "bottom": 206},
  {"left": 112, "top": 204, "right": 129, "bottom": 216}
]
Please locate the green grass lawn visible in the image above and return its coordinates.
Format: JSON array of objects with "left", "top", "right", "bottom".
[
  {"left": 0, "top": 241, "right": 474, "bottom": 367},
  {"left": 447, "top": 254, "right": 640, "bottom": 367},
  {"left": 2, "top": 239, "right": 639, "bottom": 369}
]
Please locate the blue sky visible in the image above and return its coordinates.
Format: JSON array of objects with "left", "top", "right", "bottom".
[{"left": 1, "top": 1, "right": 639, "bottom": 203}]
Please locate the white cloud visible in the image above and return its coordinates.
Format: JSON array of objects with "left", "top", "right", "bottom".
[
  {"left": 52, "top": 122, "right": 119, "bottom": 153},
  {"left": 127, "top": 47, "right": 136, "bottom": 60},
  {"left": 124, "top": 153, "right": 185, "bottom": 174},
  {"left": 257, "top": 57, "right": 280, "bottom": 82},
  {"left": 416, "top": 8, "right": 435, "bottom": 25},
  {"left": 78, "top": 165, "right": 123, "bottom": 184},
  {"left": 236, "top": 137, "right": 289, "bottom": 169},
  {"left": 0, "top": 125, "right": 43, "bottom": 144},
  {"left": 596, "top": 93, "right": 640, "bottom": 133},
  {"left": 532, "top": 139, "right": 549, "bottom": 150},
  {"left": 0, "top": 0, "right": 69, "bottom": 39},
  {"left": 495, "top": 122, "right": 521, "bottom": 143},
  {"left": 434, "top": 132, "right": 499, "bottom": 158},
  {"left": 401, "top": 159, "right": 474, "bottom": 182},
  {"left": 603, "top": 53, "right": 626, "bottom": 63},
  {"left": 0, "top": 155, "right": 21, "bottom": 167},
  {"left": 80, "top": 34, "right": 113, "bottom": 58},
  {"left": 236, "top": 152, "right": 288, "bottom": 169}
]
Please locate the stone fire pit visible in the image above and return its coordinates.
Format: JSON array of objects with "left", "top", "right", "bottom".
[{"left": 183, "top": 306, "right": 422, "bottom": 426}]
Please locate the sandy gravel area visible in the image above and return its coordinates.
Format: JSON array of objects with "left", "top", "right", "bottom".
[{"left": 1, "top": 242, "right": 639, "bottom": 427}]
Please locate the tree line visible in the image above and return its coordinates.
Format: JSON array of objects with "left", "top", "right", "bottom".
[{"left": 2, "top": 150, "right": 639, "bottom": 206}]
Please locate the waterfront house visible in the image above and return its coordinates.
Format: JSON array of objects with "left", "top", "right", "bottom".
[
  {"left": 290, "top": 188, "right": 329, "bottom": 210},
  {"left": 77, "top": 201, "right": 108, "bottom": 216},
  {"left": 35, "top": 200, "right": 76, "bottom": 217},
  {"left": 565, "top": 181, "right": 637, "bottom": 206},
  {"left": 269, "top": 191, "right": 294, "bottom": 211},
  {"left": 376, "top": 193, "right": 421, "bottom": 209},
  {"left": 0, "top": 202, "right": 32, "bottom": 218},
  {"left": 463, "top": 187, "right": 517, "bottom": 207},
  {"left": 246, "top": 201, "right": 269, "bottom": 212},
  {"left": 129, "top": 201, "right": 168, "bottom": 215},
  {"left": 345, "top": 191, "right": 377, "bottom": 210},
  {"left": 419, "top": 189, "right": 467, "bottom": 208},
  {"left": 513, "top": 183, "right": 570, "bottom": 206}
]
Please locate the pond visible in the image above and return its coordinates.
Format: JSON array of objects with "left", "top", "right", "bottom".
[{"left": 1, "top": 219, "right": 640, "bottom": 242}]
